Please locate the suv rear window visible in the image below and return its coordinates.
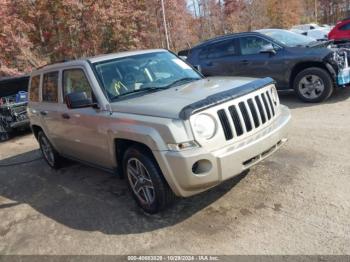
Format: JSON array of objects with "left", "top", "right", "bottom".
[
  {"left": 42, "top": 71, "right": 59, "bottom": 102},
  {"left": 199, "top": 39, "right": 237, "bottom": 59},
  {"left": 29, "top": 75, "right": 40, "bottom": 102}
]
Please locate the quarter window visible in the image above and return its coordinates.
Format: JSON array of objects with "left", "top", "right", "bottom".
[
  {"left": 42, "top": 72, "right": 59, "bottom": 103},
  {"left": 240, "top": 36, "right": 272, "bottom": 55},
  {"left": 29, "top": 75, "right": 40, "bottom": 102},
  {"left": 62, "top": 69, "right": 92, "bottom": 99}
]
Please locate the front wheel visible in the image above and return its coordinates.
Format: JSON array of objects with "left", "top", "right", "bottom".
[
  {"left": 294, "top": 67, "right": 334, "bottom": 103},
  {"left": 123, "top": 146, "right": 176, "bottom": 214}
]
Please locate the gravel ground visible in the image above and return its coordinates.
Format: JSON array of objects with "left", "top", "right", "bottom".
[{"left": 0, "top": 90, "right": 349, "bottom": 255}]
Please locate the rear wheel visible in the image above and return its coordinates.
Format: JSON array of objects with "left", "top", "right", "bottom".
[
  {"left": 38, "top": 131, "right": 63, "bottom": 169},
  {"left": 123, "top": 146, "right": 176, "bottom": 214},
  {"left": 0, "top": 124, "right": 9, "bottom": 142},
  {"left": 294, "top": 67, "right": 333, "bottom": 103}
]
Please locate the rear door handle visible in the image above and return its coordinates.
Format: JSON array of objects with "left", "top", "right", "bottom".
[
  {"left": 61, "top": 113, "right": 70, "bottom": 119},
  {"left": 240, "top": 60, "right": 249, "bottom": 64},
  {"left": 206, "top": 61, "right": 213, "bottom": 66},
  {"left": 40, "top": 111, "right": 48, "bottom": 116}
]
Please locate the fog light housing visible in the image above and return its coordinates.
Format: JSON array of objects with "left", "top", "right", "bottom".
[{"left": 192, "top": 159, "right": 212, "bottom": 175}]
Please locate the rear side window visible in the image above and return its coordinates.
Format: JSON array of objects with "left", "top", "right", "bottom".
[
  {"left": 199, "top": 39, "right": 237, "bottom": 59},
  {"left": 62, "top": 69, "right": 92, "bottom": 99},
  {"left": 340, "top": 23, "right": 350, "bottom": 31},
  {"left": 42, "top": 71, "right": 59, "bottom": 103},
  {"left": 29, "top": 75, "right": 40, "bottom": 102}
]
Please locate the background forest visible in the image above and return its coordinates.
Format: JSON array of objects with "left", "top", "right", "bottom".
[{"left": 1, "top": 0, "right": 350, "bottom": 76}]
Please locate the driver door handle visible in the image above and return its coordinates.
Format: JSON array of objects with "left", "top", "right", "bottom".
[
  {"left": 240, "top": 60, "right": 249, "bottom": 65},
  {"left": 40, "top": 111, "right": 48, "bottom": 116}
]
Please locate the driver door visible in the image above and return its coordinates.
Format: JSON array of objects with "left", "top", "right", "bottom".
[
  {"left": 58, "top": 68, "right": 112, "bottom": 168},
  {"left": 235, "top": 36, "right": 288, "bottom": 86}
]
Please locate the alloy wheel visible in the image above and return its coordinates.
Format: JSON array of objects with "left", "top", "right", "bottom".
[
  {"left": 298, "top": 74, "right": 325, "bottom": 100},
  {"left": 127, "top": 158, "right": 155, "bottom": 206}
]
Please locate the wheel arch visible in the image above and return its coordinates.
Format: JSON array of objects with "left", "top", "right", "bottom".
[
  {"left": 114, "top": 138, "right": 158, "bottom": 177},
  {"left": 289, "top": 62, "right": 333, "bottom": 89},
  {"left": 31, "top": 124, "right": 43, "bottom": 140}
]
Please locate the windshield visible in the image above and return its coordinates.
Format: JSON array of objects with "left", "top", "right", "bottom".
[
  {"left": 258, "top": 29, "right": 315, "bottom": 47},
  {"left": 92, "top": 51, "right": 201, "bottom": 100}
]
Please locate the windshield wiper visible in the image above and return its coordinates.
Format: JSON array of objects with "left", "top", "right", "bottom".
[
  {"left": 164, "top": 77, "right": 201, "bottom": 88},
  {"left": 111, "top": 87, "right": 164, "bottom": 100}
]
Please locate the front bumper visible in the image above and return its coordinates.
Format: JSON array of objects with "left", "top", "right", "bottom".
[{"left": 154, "top": 105, "right": 291, "bottom": 197}]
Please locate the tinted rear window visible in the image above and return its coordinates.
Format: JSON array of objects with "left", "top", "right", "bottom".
[
  {"left": 199, "top": 39, "right": 237, "bottom": 59},
  {"left": 29, "top": 75, "right": 40, "bottom": 102},
  {"left": 42, "top": 71, "right": 59, "bottom": 103}
]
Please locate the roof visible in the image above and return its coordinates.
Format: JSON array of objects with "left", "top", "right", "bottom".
[
  {"left": 192, "top": 31, "right": 262, "bottom": 49},
  {"left": 35, "top": 49, "right": 168, "bottom": 72}
]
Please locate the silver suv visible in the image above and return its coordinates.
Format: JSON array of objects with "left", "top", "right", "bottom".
[{"left": 28, "top": 49, "right": 291, "bottom": 213}]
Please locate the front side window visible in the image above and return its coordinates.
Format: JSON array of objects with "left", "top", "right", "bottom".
[
  {"left": 42, "top": 71, "right": 58, "bottom": 102},
  {"left": 29, "top": 75, "right": 40, "bottom": 102},
  {"left": 63, "top": 69, "right": 92, "bottom": 99},
  {"left": 92, "top": 51, "right": 202, "bottom": 100},
  {"left": 239, "top": 36, "right": 272, "bottom": 55}
]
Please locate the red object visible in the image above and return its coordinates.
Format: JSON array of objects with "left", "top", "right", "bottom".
[{"left": 329, "top": 18, "right": 350, "bottom": 41}]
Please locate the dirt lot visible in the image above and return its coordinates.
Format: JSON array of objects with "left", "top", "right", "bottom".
[{"left": 0, "top": 90, "right": 350, "bottom": 255}]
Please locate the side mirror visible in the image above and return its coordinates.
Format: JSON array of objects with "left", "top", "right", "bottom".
[
  {"left": 260, "top": 44, "right": 276, "bottom": 55},
  {"left": 65, "top": 91, "right": 97, "bottom": 109}
]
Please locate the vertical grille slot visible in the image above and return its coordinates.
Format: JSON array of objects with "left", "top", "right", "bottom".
[
  {"left": 247, "top": 98, "right": 260, "bottom": 128},
  {"left": 217, "top": 109, "right": 233, "bottom": 140},
  {"left": 261, "top": 93, "right": 271, "bottom": 120},
  {"left": 228, "top": 105, "right": 243, "bottom": 136},
  {"left": 255, "top": 96, "right": 266, "bottom": 124},
  {"left": 238, "top": 102, "right": 252, "bottom": 132},
  {"left": 266, "top": 91, "right": 275, "bottom": 116}
]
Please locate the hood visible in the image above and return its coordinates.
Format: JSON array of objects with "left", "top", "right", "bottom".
[
  {"left": 287, "top": 45, "right": 333, "bottom": 57},
  {"left": 109, "top": 77, "right": 267, "bottom": 119}
]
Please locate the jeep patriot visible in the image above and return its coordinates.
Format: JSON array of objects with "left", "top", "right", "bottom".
[{"left": 28, "top": 49, "right": 291, "bottom": 213}]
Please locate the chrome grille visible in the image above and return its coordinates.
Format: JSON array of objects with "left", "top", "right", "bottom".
[{"left": 217, "top": 87, "right": 278, "bottom": 141}]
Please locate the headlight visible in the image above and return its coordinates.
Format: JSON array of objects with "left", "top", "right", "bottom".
[
  {"left": 271, "top": 86, "right": 279, "bottom": 105},
  {"left": 192, "top": 114, "right": 217, "bottom": 140}
]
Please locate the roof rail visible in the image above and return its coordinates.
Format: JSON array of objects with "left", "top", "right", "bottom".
[{"left": 36, "top": 59, "right": 71, "bottom": 70}]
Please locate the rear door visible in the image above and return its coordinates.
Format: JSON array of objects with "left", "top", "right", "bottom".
[
  {"left": 39, "top": 71, "right": 64, "bottom": 150},
  {"left": 197, "top": 38, "right": 240, "bottom": 76}
]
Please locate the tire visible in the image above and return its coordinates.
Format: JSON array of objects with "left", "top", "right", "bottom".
[
  {"left": 123, "top": 146, "right": 176, "bottom": 214},
  {"left": 293, "top": 67, "right": 334, "bottom": 103},
  {"left": 38, "top": 131, "right": 63, "bottom": 169},
  {"left": 0, "top": 124, "right": 9, "bottom": 142}
]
